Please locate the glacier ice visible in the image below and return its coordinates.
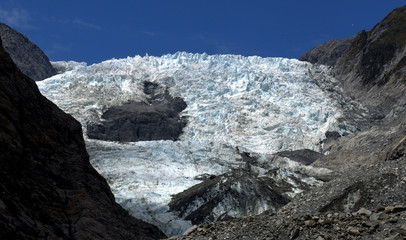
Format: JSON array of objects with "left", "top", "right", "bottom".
[
  {"left": 37, "top": 52, "right": 353, "bottom": 236},
  {"left": 86, "top": 139, "right": 241, "bottom": 235},
  {"left": 51, "top": 60, "right": 87, "bottom": 74},
  {"left": 40, "top": 52, "right": 343, "bottom": 153}
]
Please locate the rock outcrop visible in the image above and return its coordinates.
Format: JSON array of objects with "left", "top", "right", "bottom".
[
  {"left": 169, "top": 169, "right": 290, "bottom": 225},
  {"left": 87, "top": 81, "right": 187, "bottom": 142},
  {"left": 274, "top": 149, "right": 323, "bottom": 166},
  {"left": 0, "top": 22, "right": 56, "bottom": 81},
  {"left": 0, "top": 38, "right": 165, "bottom": 239},
  {"left": 301, "top": 5, "right": 406, "bottom": 121},
  {"left": 299, "top": 36, "right": 355, "bottom": 66},
  {"left": 169, "top": 150, "right": 327, "bottom": 227}
]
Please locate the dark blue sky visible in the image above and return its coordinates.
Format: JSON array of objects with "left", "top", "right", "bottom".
[{"left": 0, "top": 1, "right": 403, "bottom": 64}]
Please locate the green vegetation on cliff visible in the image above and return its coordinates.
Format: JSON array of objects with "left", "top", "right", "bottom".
[{"left": 341, "top": 5, "right": 406, "bottom": 86}]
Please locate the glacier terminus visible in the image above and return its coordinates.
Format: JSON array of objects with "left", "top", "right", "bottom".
[{"left": 38, "top": 52, "right": 362, "bottom": 236}]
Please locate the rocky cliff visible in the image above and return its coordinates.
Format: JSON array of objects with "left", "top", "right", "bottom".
[
  {"left": 299, "top": 36, "right": 355, "bottom": 67},
  {"left": 300, "top": 5, "right": 406, "bottom": 121},
  {"left": 0, "top": 22, "right": 56, "bottom": 81},
  {"left": 0, "top": 38, "right": 165, "bottom": 239}
]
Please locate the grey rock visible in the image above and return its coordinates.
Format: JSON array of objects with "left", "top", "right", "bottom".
[
  {"left": 87, "top": 81, "right": 187, "bottom": 142},
  {"left": 378, "top": 212, "right": 390, "bottom": 221},
  {"left": 274, "top": 149, "right": 323, "bottom": 166},
  {"left": 357, "top": 207, "right": 373, "bottom": 216},
  {"left": 169, "top": 169, "right": 290, "bottom": 225},
  {"left": 364, "top": 220, "right": 379, "bottom": 229},
  {"left": 347, "top": 226, "right": 361, "bottom": 236},
  {"left": 391, "top": 224, "right": 406, "bottom": 235},
  {"left": 301, "top": 6, "right": 406, "bottom": 123},
  {"left": 384, "top": 233, "right": 404, "bottom": 240},
  {"left": 386, "top": 136, "right": 406, "bottom": 161},
  {"left": 385, "top": 206, "right": 406, "bottom": 213},
  {"left": 0, "top": 22, "right": 56, "bottom": 81},
  {"left": 299, "top": 36, "right": 355, "bottom": 66},
  {"left": 370, "top": 213, "right": 381, "bottom": 221}
]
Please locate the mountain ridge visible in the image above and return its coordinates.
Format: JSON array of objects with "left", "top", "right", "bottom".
[
  {"left": 0, "top": 36, "right": 165, "bottom": 239},
  {"left": 0, "top": 22, "right": 57, "bottom": 81},
  {"left": 300, "top": 5, "right": 406, "bottom": 122}
]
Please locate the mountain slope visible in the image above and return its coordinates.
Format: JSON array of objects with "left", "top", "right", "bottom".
[
  {"left": 0, "top": 22, "right": 56, "bottom": 81},
  {"left": 301, "top": 5, "right": 406, "bottom": 121},
  {"left": 0, "top": 38, "right": 165, "bottom": 239},
  {"left": 299, "top": 36, "right": 355, "bottom": 66}
]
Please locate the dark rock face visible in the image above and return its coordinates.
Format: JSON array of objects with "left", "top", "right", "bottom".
[
  {"left": 0, "top": 39, "right": 165, "bottom": 239},
  {"left": 0, "top": 22, "right": 57, "bottom": 81},
  {"left": 299, "top": 36, "right": 355, "bottom": 66},
  {"left": 169, "top": 169, "right": 290, "bottom": 225},
  {"left": 87, "top": 81, "right": 187, "bottom": 142}
]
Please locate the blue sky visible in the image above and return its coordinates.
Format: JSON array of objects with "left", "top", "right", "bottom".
[{"left": 0, "top": 1, "right": 403, "bottom": 64}]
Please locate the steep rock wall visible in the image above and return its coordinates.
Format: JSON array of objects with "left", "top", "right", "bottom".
[
  {"left": 0, "top": 38, "right": 165, "bottom": 239},
  {"left": 0, "top": 22, "right": 56, "bottom": 81},
  {"left": 300, "top": 5, "right": 406, "bottom": 122}
]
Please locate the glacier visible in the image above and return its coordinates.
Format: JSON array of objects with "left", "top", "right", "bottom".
[{"left": 37, "top": 52, "right": 356, "bottom": 236}]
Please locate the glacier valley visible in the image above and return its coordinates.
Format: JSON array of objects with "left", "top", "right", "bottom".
[{"left": 38, "top": 53, "right": 362, "bottom": 236}]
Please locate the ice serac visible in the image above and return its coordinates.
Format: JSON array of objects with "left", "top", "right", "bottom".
[
  {"left": 37, "top": 52, "right": 358, "bottom": 236},
  {"left": 0, "top": 38, "right": 165, "bottom": 240},
  {"left": 52, "top": 60, "right": 87, "bottom": 74}
]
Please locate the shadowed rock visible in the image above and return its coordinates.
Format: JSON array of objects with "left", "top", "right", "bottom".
[
  {"left": 0, "top": 22, "right": 56, "bottom": 81},
  {"left": 0, "top": 38, "right": 165, "bottom": 240},
  {"left": 87, "top": 81, "right": 187, "bottom": 142}
]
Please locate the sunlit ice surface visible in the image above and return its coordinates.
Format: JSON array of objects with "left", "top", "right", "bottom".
[{"left": 38, "top": 52, "right": 352, "bottom": 236}]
